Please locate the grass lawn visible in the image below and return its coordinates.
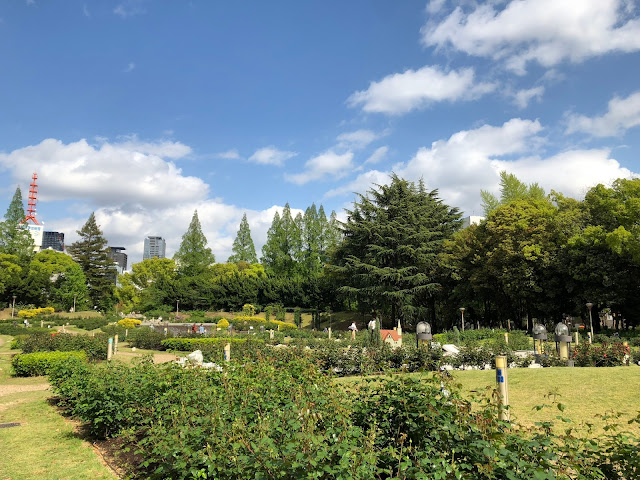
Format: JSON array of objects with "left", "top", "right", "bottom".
[
  {"left": 337, "top": 366, "right": 640, "bottom": 436},
  {"left": 0, "top": 336, "right": 116, "bottom": 480}
]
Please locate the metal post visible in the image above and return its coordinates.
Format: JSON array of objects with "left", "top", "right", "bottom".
[
  {"left": 107, "top": 337, "right": 113, "bottom": 361},
  {"left": 460, "top": 307, "right": 465, "bottom": 332},
  {"left": 495, "top": 355, "right": 509, "bottom": 421},
  {"left": 586, "top": 303, "right": 594, "bottom": 344},
  {"left": 11, "top": 295, "right": 16, "bottom": 318},
  {"left": 73, "top": 295, "right": 76, "bottom": 313},
  {"left": 224, "top": 342, "right": 231, "bottom": 362}
]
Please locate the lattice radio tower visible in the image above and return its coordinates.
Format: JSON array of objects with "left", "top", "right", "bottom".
[{"left": 22, "top": 172, "right": 40, "bottom": 225}]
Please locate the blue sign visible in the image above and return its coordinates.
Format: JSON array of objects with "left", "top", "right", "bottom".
[{"left": 496, "top": 368, "right": 504, "bottom": 383}]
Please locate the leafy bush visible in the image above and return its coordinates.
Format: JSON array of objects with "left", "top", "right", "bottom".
[
  {"left": 118, "top": 318, "right": 142, "bottom": 329},
  {"left": 160, "top": 337, "right": 249, "bottom": 351},
  {"left": 573, "top": 342, "right": 630, "bottom": 367},
  {"left": 19, "top": 332, "right": 109, "bottom": 360},
  {"left": 128, "top": 327, "right": 172, "bottom": 350},
  {"left": 17, "top": 307, "right": 55, "bottom": 318},
  {"left": 12, "top": 350, "right": 87, "bottom": 377},
  {"left": 0, "top": 324, "right": 50, "bottom": 336},
  {"left": 217, "top": 318, "right": 229, "bottom": 329},
  {"left": 47, "top": 355, "right": 640, "bottom": 479},
  {"left": 242, "top": 304, "right": 255, "bottom": 317}
]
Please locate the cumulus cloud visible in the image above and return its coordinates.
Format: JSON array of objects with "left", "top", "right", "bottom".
[
  {"left": 512, "top": 86, "right": 545, "bottom": 109},
  {"left": 328, "top": 119, "right": 635, "bottom": 215},
  {"left": 216, "top": 149, "right": 242, "bottom": 160},
  {"left": 0, "top": 137, "right": 306, "bottom": 264},
  {"left": 248, "top": 146, "right": 297, "bottom": 166},
  {"left": 364, "top": 146, "right": 389, "bottom": 165},
  {"left": 566, "top": 90, "right": 640, "bottom": 137},
  {"left": 285, "top": 150, "right": 354, "bottom": 185},
  {"left": 325, "top": 169, "right": 391, "bottom": 198},
  {"left": 347, "top": 65, "right": 496, "bottom": 115},
  {"left": 0, "top": 137, "right": 203, "bottom": 209},
  {"left": 423, "top": 0, "right": 640, "bottom": 74},
  {"left": 336, "top": 129, "right": 381, "bottom": 149}
]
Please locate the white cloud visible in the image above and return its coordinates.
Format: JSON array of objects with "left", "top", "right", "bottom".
[
  {"left": 423, "top": 0, "right": 640, "bottom": 74},
  {"left": 364, "top": 146, "right": 389, "bottom": 165},
  {"left": 83, "top": 4, "right": 90, "bottom": 17},
  {"left": 285, "top": 150, "right": 355, "bottom": 185},
  {"left": 114, "top": 0, "right": 147, "bottom": 18},
  {"left": 325, "top": 170, "right": 391, "bottom": 198},
  {"left": 0, "top": 137, "right": 307, "bottom": 264},
  {"left": 347, "top": 65, "right": 496, "bottom": 115},
  {"left": 328, "top": 119, "right": 635, "bottom": 215},
  {"left": 124, "top": 62, "right": 135, "bottom": 73},
  {"left": 336, "top": 129, "right": 380, "bottom": 149},
  {"left": 566, "top": 90, "right": 640, "bottom": 137},
  {"left": 0, "top": 137, "right": 202, "bottom": 209},
  {"left": 248, "top": 146, "right": 297, "bottom": 166},
  {"left": 512, "top": 86, "right": 545, "bottom": 109},
  {"left": 216, "top": 149, "right": 242, "bottom": 160}
]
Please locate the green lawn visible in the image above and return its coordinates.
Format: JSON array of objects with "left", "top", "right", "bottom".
[
  {"left": 451, "top": 366, "right": 640, "bottom": 434},
  {"left": 0, "top": 335, "right": 116, "bottom": 480}
]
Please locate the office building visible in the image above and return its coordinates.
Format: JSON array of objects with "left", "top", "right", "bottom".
[
  {"left": 461, "top": 216, "right": 485, "bottom": 229},
  {"left": 143, "top": 236, "right": 166, "bottom": 260},
  {"left": 108, "top": 247, "right": 128, "bottom": 273},
  {"left": 41, "top": 231, "right": 65, "bottom": 252}
]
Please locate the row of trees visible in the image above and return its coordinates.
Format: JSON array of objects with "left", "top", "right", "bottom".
[{"left": 3, "top": 173, "right": 639, "bottom": 332}]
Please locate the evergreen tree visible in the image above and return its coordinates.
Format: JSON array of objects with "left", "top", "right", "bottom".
[
  {"left": 330, "top": 174, "right": 461, "bottom": 327},
  {"left": 0, "top": 187, "right": 35, "bottom": 266},
  {"left": 302, "top": 204, "right": 322, "bottom": 276},
  {"left": 481, "top": 171, "right": 547, "bottom": 216},
  {"left": 68, "top": 213, "right": 115, "bottom": 309},
  {"left": 261, "top": 204, "right": 300, "bottom": 277},
  {"left": 173, "top": 210, "right": 215, "bottom": 276},
  {"left": 228, "top": 213, "right": 258, "bottom": 263}
]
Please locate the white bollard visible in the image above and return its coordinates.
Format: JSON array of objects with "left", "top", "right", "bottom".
[
  {"left": 107, "top": 337, "right": 113, "bottom": 361},
  {"left": 114, "top": 334, "right": 119, "bottom": 354},
  {"left": 224, "top": 343, "right": 231, "bottom": 362}
]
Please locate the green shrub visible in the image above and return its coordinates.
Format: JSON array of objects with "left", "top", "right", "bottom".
[
  {"left": 0, "top": 324, "right": 50, "bottom": 336},
  {"left": 12, "top": 350, "right": 87, "bottom": 377},
  {"left": 128, "top": 327, "right": 172, "bottom": 350},
  {"left": 19, "top": 332, "right": 109, "bottom": 360},
  {"left": 160, "top": 337, "right": 249, "bottom": 351}
]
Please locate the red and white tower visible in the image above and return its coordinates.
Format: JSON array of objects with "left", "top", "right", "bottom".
[{"left": 22, "top": 172, "right": 40, "bottom": 225}]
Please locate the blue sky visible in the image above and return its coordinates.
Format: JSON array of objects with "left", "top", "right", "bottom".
[{"left": 1, "top": 0, "right": 640, "bottom": 264}]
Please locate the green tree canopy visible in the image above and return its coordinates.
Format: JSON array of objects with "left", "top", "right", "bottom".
[
  {"left": 331, "top": 174, "right": 461, "bottom": 327},
  {"left": 228, "top": 213, "right": 258, "bottom": 263},
  {"left": 0, "top": 187, "right": 35, "bottom": 266},
  {"left": 25, "top": 249, "right": 89, "bottom": 311},
  {"left": 261, "top": 204, "right": 301, "bottom": 277},
  {"left": 173, "top": 210, "right": 215, "bottom": 276},
  {"left": 67, "top": 213, "right": 115, "bottom": 310},
  {"left": 481, "top": 171, "right": 547, "bottom": 216}
]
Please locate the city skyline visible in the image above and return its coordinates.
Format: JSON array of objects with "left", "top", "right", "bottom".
[{"left": 1, "top": 1, "right": 639, "bottom": 263}]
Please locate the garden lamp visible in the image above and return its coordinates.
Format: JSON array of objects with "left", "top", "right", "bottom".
[
  {"left": 554, "top": 322, "right": 572, "bottom": 362},
  {"left": 532, "top": 324, "right": 547, "bottom": 362},
  {"left": 586, "top": 302, "right": 594, "bottom": 344},
  {"left": 459, "top": 307, "right": 465, "bottom": 332},
  {"left": 416, "top": 321, "right": 432, "bottom": 347}
]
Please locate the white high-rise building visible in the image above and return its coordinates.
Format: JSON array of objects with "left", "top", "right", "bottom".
[{"left": 143, "top": 236, "right": 166, "bottom": 260}]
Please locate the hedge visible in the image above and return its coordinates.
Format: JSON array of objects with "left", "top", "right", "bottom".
[
  {"left": 12, "top": 350, "right": 87, "bottom": 377},
  {"left": 160, "top": 337, "right": 249, "bottom": 351}
]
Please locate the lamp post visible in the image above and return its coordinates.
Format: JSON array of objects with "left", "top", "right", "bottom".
[
  {"left": 554, "top": 322, "right": 572, "bottom": 363},
  {"left": 532, "top": 324, "right": 547, "bottom": 363},
  {"left": 73, "top": 294, "right": 77, "bottom": 313},
  {"left": 176, "top": 299, "right": 180, "bottom": 320},
  {"left": 586, "top": 302, "right": 594, "bottom": 344},
  {"left": 459, "top": 307, "right": 465, "bottom": 332},
  {"left": 11, "top": 295, "right": 16, "bottom": 318},
  {"left": 416, "top": 322, "right": 432, "bottom": 348}
]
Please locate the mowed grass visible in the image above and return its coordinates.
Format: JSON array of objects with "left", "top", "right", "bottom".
[
  {"left": 0, "top": 336, "right": 116, "bottom": 480},
  {"left": 338, "top": 366, "right": 640, "bottom": 436}
]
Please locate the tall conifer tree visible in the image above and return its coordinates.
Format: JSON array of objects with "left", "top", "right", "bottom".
[
  {"left": 331, "top": 174, "right": 460, "bottom": 326},
  {"left": 228, "top": 213, "right": 258, "bottom": 263},
  {"left": 173, "top": 210, "right": 215, "bottom": 276},
  {"left": 0, "top": 187, "right": 35, "bottom": 266},
  {"left": 68, "top": 212, "right": 115, "bottom": 309}
]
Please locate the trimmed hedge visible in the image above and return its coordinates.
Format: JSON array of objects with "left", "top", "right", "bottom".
[
  {"left": 18, "top": 332, "right": 109, "bottom": 360},
  {"left": 160, "top": 337, "right": 249, "bottom": 351},
  {"left": 12, "top": 350, "right": 87, "bottom": 377}
]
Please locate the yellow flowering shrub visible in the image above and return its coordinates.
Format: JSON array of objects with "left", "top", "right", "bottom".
[
  {"left": 17, "top": 307, "right": 55, "bottom": 318},
  {"left": 217, "top": 318, "right": 230, "bottom": 329},
  {"left": 118, "top": 318, "right": 142, "bottom": 329}
]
